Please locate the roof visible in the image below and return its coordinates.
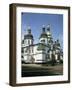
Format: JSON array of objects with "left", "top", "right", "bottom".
[
  {"left": 39, "top": 33, "right": 48, "bottom": 39},
  {"left": 24, "top": 34, "right": 33, "bottom": 40},
  {"left": 22, "top": 43, "right": 49, "bottom": 48},
  {"left": 37, "top": 43, "right": 46, "bottom": 51}
]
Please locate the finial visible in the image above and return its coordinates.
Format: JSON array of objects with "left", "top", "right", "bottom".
[
  {"left": 27, "top": 26, "right": 31, "bottom": 30},
  {"left": 57, "top": 39, "right": 59, "bottom": 42},
  {"left": 42, "top": 25, "right": 45, "bottom": 28},
  {"left": 27, "top": 26, "right": 31, "bottom": 34},
  {"left": 42, "top": 25, "right": 45, "bottom": 33},
  {"left": 47, "top": 24, "right": 50, "bottom": 31}
]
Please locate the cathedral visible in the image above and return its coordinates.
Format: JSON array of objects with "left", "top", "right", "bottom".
[{"left": 21, "top": 25, "right": 63, "bottom": 64}]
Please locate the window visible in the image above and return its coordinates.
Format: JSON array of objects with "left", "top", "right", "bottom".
[
  {"left": 22, "top": 40, "right": 24, "bottom": 44},
  {"left": 21, "top": 55, "right": 24, "bottom": 58},
  {"left": 41, "top": 39, "right": 45, "bottom": 43},
  {"left": 24, "top": 40, "right": 26, "bottom": 44},
  {"left": 28, "top": 40, "right": 30, "bottom": 45},
  {"left": 25, "top": 48, "right": 27, "bottom": 53},
  {"left": 21, "top": 48, "right": 24, "bottom": 53},
  {"left": 32, "top": 48, "right": 33, "bottom": 53},
  {"left": 31, "top": 40, "right": 33, "bottom": 45}
]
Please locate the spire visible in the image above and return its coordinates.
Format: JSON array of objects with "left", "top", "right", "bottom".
[
  {"left": 42, "top": 25, "right": 45, "bottom": 33},
  {"left": 47, "top": 24, "right": 52, "bottom": 39}
]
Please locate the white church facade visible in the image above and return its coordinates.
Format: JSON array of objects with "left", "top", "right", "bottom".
[{"left": 21, "top": 25, "right": 63, "bottom": 64}]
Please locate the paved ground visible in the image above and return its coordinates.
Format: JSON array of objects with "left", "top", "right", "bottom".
[{"left": 21, "top": 64, "right": 63, "bottom": 77}]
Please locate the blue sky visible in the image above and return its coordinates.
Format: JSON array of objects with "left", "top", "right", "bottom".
[{"left": 21, "top": 12, "right": 63, "bottom": 49}]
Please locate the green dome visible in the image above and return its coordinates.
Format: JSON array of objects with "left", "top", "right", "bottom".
[
  {"left": 39, "top": 33, "right": 48, "bottom": 38},
  {"left": 39, "top": 25, "right": 48, "bottom": 39},
  {"left": 24, "top": 26, "right": 33, "bottom": 40},
  {"left": 37, "top": 43, "right": 46, "bottom": 51},
  {"left": 24, "top": 34, "right": 33, "bottom": 40}
]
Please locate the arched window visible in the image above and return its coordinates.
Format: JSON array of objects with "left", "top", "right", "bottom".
[
  {"left": 41, "top": 39, "right": 45, "bottom": 43},
  {"left": 28, "top": 40, "right": 30, "bottom": 45}
]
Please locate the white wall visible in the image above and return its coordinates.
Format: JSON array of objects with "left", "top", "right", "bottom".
[{"left": 0, "top": 0, "right": 72, "bottom": 90}]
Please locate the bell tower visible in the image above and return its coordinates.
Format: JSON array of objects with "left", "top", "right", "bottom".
[
  {"left": 24, "top": 26, "right": 34, "bottom": 47},
  {"left": 47, "top": 24, "right": 53, "bottom": 45}
]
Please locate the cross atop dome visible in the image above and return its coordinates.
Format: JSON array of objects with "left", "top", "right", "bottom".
[
  {"left": 47, "top": 24, "right": 50, "bottom": 31},
  {"left": 42, "top": 25, "right": 45, "bottom": 28},
  {"left": 27, "top": 26, "right": 31, "bottom": 30},
  {"left": 24, "top": 26, "right": 33, "bottom": 40},
  {"left": 42, "top": 25, "right": 45, "bottom": 33},
  {"left": 27, "top": 26, "right": 31, "bottom": 34}
]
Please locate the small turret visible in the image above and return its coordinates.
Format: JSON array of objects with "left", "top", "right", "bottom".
[
  {"left": 24, "top": 26, "right": 33, "bottom": 40},
  {"left": 47, "top": 24, "right": 50, "bottom": 31},
  {"left": 47, "top": 24, "right": 51, "bottom": 37},
  {"left": 39, "top": 25, "right": 48, "bottom": 44},
  {"left": 24, "top": 26, "right": 34, "bottom": 46},
  {"left": 40, "top": 25, "right": 48, "bottom": 38},
  {"left": 42, "top": 25, "right": 45, "bottom": 33},
  {"left": 47, "top": 24, "right": 53, "bottom": 45},
  {"left": 27, "top": 26, "right": 31, "bottom": 34}
]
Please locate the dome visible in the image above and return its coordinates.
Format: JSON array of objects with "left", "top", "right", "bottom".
[
  {"left": 39, "top": 25, "right": 48, "bottom": 38},
  {"left": 24, "top": 34, "right": 33, "bottom": 40},
  {"left": 24, "top": 26, "right": 33, "bottom": 40},
  {"left": 40, "top": 33, "right": 48, "bottom": 38},
  {"left": 47, "top": 32, "right": 51, "bottom": 36}
]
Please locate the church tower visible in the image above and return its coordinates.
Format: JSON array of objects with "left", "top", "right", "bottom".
[
  {"left": 24, "top": 26, "right": 34, "bottom": 47},
  {"left": 39, "top": 25, "right": 48, "bottom": 45},
  {"left": 47, "top": 24, "right": 53, "bottom": 46},
  {"left": 55, "top": 39, "right": 61, "bottom": 62},
  {"left": 22, "top": 26, "right": 34, "bottom": 63}
]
